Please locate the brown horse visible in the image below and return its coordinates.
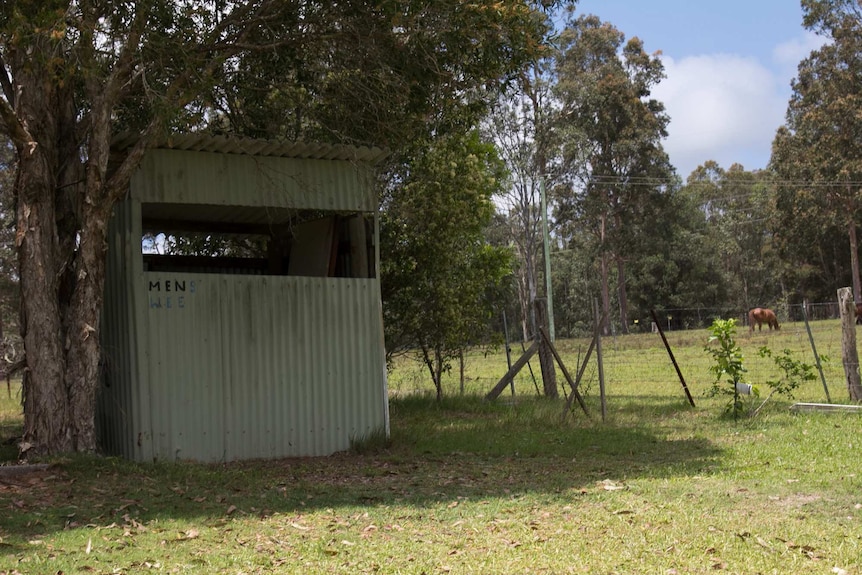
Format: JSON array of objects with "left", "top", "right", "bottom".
[
  {"left": 856, "top": 303, "right": 862, "bottom": 325},
  {"left": 748, "top": 307, "right": 780, "bottom": 332}
]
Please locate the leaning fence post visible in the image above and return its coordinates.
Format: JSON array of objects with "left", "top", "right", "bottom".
[
  {"left": 650, "top": 309, "right": 696, "bottom": 407},
  {"left": 802, "top": 299, "right": 831, "bottom": 403}
]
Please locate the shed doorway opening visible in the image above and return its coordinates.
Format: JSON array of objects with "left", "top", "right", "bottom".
[{"left": 141, "top": 203, "right": 374, "bottom": 278}]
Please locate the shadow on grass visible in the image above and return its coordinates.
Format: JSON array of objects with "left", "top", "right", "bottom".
[{"left": 0, "top": 395, "right": 723, "bottom": 544}]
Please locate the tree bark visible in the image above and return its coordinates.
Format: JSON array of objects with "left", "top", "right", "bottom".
[
  {"left": 11, "top": 34, "right": 136, "bottom": 455},
  {"left": 521, "top": 213, "right": 539, "bottom": 341},
  {"left": 617, "top": 257, "right": 629, "bottom": 335},
  {"left": 64, "top": 207, "right": 111, "bottom": 450},
  {"left": 595, "top": 210, "right": 611, "bottom": 336},
  {"left": 13, "top": 55, "right": 79, "bottom": 454},
  {"left": 534, "top": 298, "right": 557, "bottom": 398},
  {"left": 848, "top": 214, "right": 861, "bottom": 303},
  {"left": 18, "top": 161, "right": 72, "bottom": 453},
  {"left": 599, "top": 251, "right": 611, "bottom": 337},
  {"left": 421, "top": 345, "right": 444, "bottom": 402}
]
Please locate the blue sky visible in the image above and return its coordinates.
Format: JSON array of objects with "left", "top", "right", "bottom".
[{"left": 571, "top": 0, "right": 826, "bottom": 177}]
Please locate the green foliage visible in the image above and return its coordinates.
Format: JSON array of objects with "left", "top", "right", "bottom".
[
  {"left": 757, "top": 346, "right": 818, "bottom": 399},
  {"left": 705, "top": 324, "right": 820, "bottom": 419},
  {"left": 770, "top": 1, "right": 862, "bottom": 300},
  {"left": 207, "top": 1, "right": 573, "bottom": 148},
  {"left": 552, "top": 14, "right": 675, "bottom": 334},
  {"left": 381, "top": 131, "right": 514, "bottom": 399},
  {"left": 704, "top": 318, "right": 750, "bottom": 417},
  {"left": 683, "top": 162, "right": 783, "bottom": 310}
]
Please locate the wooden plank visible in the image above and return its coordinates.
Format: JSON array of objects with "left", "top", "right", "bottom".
[
  {"left": 561, "top": 334, "right": 596, "bottom": 420},
  {"left": 539, "top": 327, "right": 588, "bottom": 416},
  {"left": 790, "top": 403, "right": 862, "bottom": 413},
  {"left": 486, "top": 341, "right": 539, "bottom": 401},
  {"left": 650, "top": 309, "right": 695, "bottom": 407}
]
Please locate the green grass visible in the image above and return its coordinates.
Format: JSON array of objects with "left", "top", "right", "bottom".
[
  {"left": 0, "top": 379, "right": 21, "bottom": 462},
  {"left": 2, "top": 320, "right": 861, "bottom": 574}
]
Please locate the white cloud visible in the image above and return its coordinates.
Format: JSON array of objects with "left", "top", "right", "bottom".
[
  {"left": 653, "top": 54, "right": 786, "bottom": 177},
  {"left": 773, "top": 30, "right": 829, "bottom": 74}
]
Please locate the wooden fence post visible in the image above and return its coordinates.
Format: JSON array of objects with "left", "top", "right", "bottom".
[{"left": 838, "top": 287, "right": 862, "bottom": 402}]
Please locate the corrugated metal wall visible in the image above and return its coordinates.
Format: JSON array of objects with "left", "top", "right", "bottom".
[
  {"left": 132, "top": 149, "right": 377, "bottom": 212},
  {"left": 99, "top": 200, "right": 136, "bottom": 456},
  {"left": 142, "top": 274, "right": 386, "bottom": 461},
  {"left": 99, "top": 144, "right": 390, "bottom": 462}
]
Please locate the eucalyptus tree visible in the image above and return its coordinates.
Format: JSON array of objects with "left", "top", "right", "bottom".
[
  {"left": 1, "top": 1, "right": 287, "bottom": 456},
  {"left": 484, "top": 60, "right": 558, "bottom": 342},
  {"left": 771, "top": 0, "right": 862, "bottom": 302},
  {"left": 684, "top": 162, "right": 780, "bottom": 313},
  {"left": 552, "top": 15, "right": 673, "bottom": 335},
  {"left": 624, "top": 183, "right": 727, "bottom": 328},
  {"left": 771, "top": 129, "right": 850, "bottom": 301},
  {"left": 380, "top": 132, "right": 512, "bottom": 401},
  {"left": 207, "top": 3, "right": 553, "bottom": 147},
  {"left": 0, "top": 0, "right": 573, "bottom": 456}
]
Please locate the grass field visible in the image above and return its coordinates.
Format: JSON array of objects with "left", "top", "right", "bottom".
[{"left": 1, "top": 319, "right": 861, "bottom": 574}]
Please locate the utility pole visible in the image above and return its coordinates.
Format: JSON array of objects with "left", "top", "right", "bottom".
[{"left": 540, "top": 177, "right": 555, "bottom": 341}]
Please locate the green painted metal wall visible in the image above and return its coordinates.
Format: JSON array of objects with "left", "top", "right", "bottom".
[
  {"left": 98, "top": 143, "right": 389, "bottom": 462},
  {"left": 133, "top": 148, "right": 376, "bottom": 212}
]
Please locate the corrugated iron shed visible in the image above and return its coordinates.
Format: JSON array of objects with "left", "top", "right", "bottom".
[{"left": 98, "top": 137, "right": 390, "bottom": 462}]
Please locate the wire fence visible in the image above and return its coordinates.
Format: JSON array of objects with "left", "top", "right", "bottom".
[
  {"left": 388, "top": 301, "right": 855, "bottom": 406},
  {"left": 601, "top": 302, "right": 846, "bottom": 336}
]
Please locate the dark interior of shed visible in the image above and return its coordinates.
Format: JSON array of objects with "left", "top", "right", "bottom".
[{"left": 140, "top": 203, "right": 375, "bottom": 278}]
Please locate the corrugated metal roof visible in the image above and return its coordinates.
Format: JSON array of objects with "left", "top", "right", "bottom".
[{"left": 113, "top": 133, "right": 390, "bottom": 164}]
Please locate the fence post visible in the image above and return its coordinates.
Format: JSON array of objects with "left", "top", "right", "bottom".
[
  {"left": 838, "top": 287, "right": 862, "bottom": 402},
  {"left": 802, "top": 299, "right": 831, "bottom": 403},
  {"left": 594, "top": 298, "right": 606, "bottom": 421}
]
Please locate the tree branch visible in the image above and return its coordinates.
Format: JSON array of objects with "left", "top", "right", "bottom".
[
  {"left": 0, "top": 92, "right": 32, "bottom": 152},
  {"left": 0, "top": 52, "right": 15, "bottom": 109}
]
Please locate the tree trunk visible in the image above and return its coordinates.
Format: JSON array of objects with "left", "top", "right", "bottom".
[
  {"left": 599, "top": 251, "right": 611, "bottom": 337},
  {"left": 17, "top": 169, "right": 111, "bottom": 454},
  {"left": 517, "top": 256, "right": 532, "bottom": 341},
  {"left": 18, "top": 160, "right": 72, "bottom": 453},
  {"left": 64, "top": 205, "right": 112, "bottom": 450},
  {"left": 13, "top": 55, "right": 82, "bottom": 454},
  {"left": 421, "top": 345, "right": 444, "bottom": 402},
  {"left": 459, "top": 349, "right": 465, "bottom": 395},
  {"left": 534, "top": 298, "right": 557, "bottom": 398},
  {"left": 523, "top": 228, "right": 538, "bottom": 340},
  {"left": 12, "top": 45, "right": 123, "bottom": 455},
  {"left": 617, "top": 257, "right": 629, "bottom": 335},
  {"left": 598, "top": 214, "right": 611, "bottom": 336},
  {"left": 848, "top": 216, "right": 861, "bottom": 303}
]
